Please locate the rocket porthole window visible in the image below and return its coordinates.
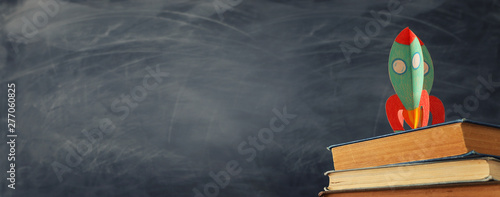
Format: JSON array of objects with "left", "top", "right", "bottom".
[
  {"left": 412, "top": 52, "right": 421, "bottom": 69},
  {"left": 392, "top": 59, "right": 406, "bottom": 74},
  {"left": 424, "top": 61, "right": 429, "bottom": 75}
]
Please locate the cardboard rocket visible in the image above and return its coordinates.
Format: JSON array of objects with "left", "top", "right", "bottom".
[{"left": 386, "top": 27, "right": 445, "bottom": 132}]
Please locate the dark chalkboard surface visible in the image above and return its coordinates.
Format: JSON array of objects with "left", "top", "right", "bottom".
[{"left": 1, "top": 0, "right": 499, "bottom": 196}]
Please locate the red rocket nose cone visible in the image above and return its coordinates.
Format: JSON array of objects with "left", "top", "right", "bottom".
[{"left": 394, "top": 27, "right": 424, "bottom": 46}]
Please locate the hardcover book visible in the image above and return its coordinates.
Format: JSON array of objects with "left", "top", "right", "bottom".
[
  {"left": 327, "top": 119, "right": 500, "bottom": 170},
  {"left": 319, "top": 182, "right": 500, "bottom": 197},
  {"left": 324, "top": 157, "right": 500, "bottom": 191}
]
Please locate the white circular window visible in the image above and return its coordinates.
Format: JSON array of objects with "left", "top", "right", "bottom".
[{"left": 412, "top": 52, "right": 421, "bottom": 69}]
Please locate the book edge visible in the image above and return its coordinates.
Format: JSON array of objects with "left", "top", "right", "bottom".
[
  {"left": 323, "top": 179, "right": 499, "bottom": 193},
  {"left": 323, "top": 156, "right": 500, "bottom": 175},
  {"left": 326, "top": 119, "right": 500, "bottom": 150}
]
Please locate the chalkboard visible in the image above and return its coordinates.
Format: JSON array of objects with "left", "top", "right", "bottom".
[{"left": 1, "top": 0, "right": 499, "bottom": 196}]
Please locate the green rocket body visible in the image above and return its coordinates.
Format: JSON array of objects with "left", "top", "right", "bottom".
[{"left": 385, "top": 27, "right": 445, "bottom": 132}]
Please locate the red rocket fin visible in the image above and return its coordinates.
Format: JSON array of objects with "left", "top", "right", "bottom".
[
  {"left": 386, "top": 94, "right": 405, "bottom": 132},
  {"left": 420, "top": 90, "right": 430, "bottom": 127},
  {"left": 429, "top": 95, "right": 445, "bottom": 124}
]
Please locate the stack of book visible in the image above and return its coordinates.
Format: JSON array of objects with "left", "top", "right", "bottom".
[{"left": 319, "top": 119, "right": 500, "bottom": 197}]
